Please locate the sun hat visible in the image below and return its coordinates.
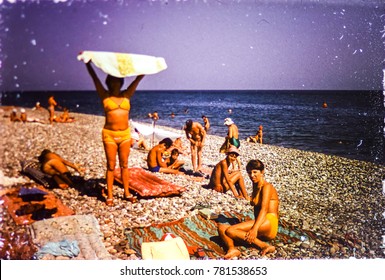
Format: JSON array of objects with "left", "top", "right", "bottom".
[
  {"left": 20, "top": 108, "right": 25, "bottom": 113},
  {"left": 227, "top": 145, "right": 240, "bottom": 156},
  {"left": 224, "top": 118, "right": 234, "bottom": 125}
]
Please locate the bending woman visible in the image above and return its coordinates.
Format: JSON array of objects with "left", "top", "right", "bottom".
[
  {"left": 218, "top": 159, "right": 279, "bottom": 258},
  {"left": 85, "top": 61, "right": 144, "bottom": 206}
]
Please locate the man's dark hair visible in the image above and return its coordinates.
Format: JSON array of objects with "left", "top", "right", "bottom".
[
  {"left": 185, "top": 119, "right": 193, "bottom": 130},
  {"left": 159, "top": 138, "right": 173, "bottom": 148}
]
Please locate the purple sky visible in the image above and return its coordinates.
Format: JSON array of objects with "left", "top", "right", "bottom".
[{"left": 1, "top": 0, "right": 384, "bottom": 91}]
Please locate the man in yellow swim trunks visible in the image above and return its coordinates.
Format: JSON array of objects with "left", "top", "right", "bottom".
[{"left": 218, "top": 159, "right": 279, "bottom": 258}]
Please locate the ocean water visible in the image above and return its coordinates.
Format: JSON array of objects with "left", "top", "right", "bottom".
[{"left": 1, "top": 90, "right": 384, "bottom": 165}]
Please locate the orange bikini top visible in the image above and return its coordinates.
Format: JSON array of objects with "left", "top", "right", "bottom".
[{"left": 103, "top": 97, "right": 130, "bottom": 112}]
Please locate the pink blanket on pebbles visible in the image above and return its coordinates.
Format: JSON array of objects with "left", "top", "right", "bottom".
[{"left": 113, "top": 167, "right": 186, "bottom": 197}]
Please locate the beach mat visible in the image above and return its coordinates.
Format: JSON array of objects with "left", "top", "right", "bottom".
[
  {"left": 0, "top": 185, "right": 74, "bottom": 225},
  {"left": 29, "top": 215, "right": 112, "bottom": 260},
  {"left": 124, "top": 211, "right": 336, "bottom": 259},
  {"left": 20, "top": 160, "right": 53, "bottom": 188},
  {"left": 114, "top": 167, "right": 186, "bottom": 197}
]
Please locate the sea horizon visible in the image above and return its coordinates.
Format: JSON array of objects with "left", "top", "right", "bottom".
[{"left": 1, "top": 89, "right": 384, "bottom": 165}]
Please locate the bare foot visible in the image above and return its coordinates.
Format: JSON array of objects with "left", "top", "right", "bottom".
[
  {"left": 224, "top": 248, "right": 241, "bottom": 259},
  {"left": 260, "top": 245, "right": 275, "bottom": 256}
]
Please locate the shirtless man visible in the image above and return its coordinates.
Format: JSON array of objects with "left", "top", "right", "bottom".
[
  {"left": 208, "top": 146, "right": 249, "bottom": 200},
  {"left": 218, "top": 159, "right": 279, "bottom": 258},
  {"left": 38, "top": 149, "right": 84, "bottom": 189},
  {"left": 147, "top": 138, "right": 183, "bottom": 174},
  {"left": 184, "top": 119, "right": 206, "bottom": 172}
]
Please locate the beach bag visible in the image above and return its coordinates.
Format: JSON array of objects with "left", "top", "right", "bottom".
[
  {"left": 219, "top": 138, "right": 230, "bottom": 153},
  {"left": 141, "top": 237, "right": 190, "bottom": 260}
]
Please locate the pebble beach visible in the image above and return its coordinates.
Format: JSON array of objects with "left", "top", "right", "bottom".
[{"left": 1, "top": 106, "right": 384, "bottom": 260}]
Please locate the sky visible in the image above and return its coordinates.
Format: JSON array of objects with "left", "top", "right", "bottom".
[{"left": 1, "top": 0, "right": 385, "bottom": 91}]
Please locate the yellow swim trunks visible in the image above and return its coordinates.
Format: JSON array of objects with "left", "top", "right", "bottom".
[
  {"left": 102, "top": 127, "right": 131, "bottom": 145},
  {"left": 265, "top": 213, "right": 278, "bottom": 240}
]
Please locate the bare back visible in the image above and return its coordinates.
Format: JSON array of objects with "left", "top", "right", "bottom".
[
  {"left": 147, "top": 144, "right": 165, "bottom": 168},
  {"left": 228, "top": 124, "right": 239, "bottom": 139}
]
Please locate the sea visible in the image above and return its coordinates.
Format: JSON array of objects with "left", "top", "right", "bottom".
[{"left": 1, "top": 90, "right": 384, "bottom": 165}]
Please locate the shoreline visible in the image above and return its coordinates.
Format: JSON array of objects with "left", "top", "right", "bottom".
[{"left": 1, "top": 106, "right": 384, "bottom": 260}]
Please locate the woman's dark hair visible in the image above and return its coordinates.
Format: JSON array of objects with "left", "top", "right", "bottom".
[
  {"left": 159, "top": 138, "right": 173, "bottom": 148},
  {"left": 105, "top": 75, "right": 124, "bottom": 88},
  {"left": 171, "top": 149, "right": 179, "bottom": 156},
  {"left": 246, "top": 159, "right": 264, "bottom": 172}
]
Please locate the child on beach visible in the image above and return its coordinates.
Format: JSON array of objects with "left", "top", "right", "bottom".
[
  {"left": 218, "top": 159, "right": 279, "bottom": 258},
  {"left": 207, "top": 146, "right": 249, "bottom": 200},
  {"left": 166, "top": 149, "right": 185, "bottom": 171}
]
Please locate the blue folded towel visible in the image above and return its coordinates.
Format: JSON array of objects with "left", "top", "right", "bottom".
[{"left": 34, "top": 240, "right": 80, "bottom": 259}]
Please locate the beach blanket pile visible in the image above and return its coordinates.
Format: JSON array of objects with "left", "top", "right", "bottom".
[
  {"left": 124, "top": 211, "right": 327, "bottom": 259},
  {"left": 0, "top": 185, "right": 74, "bottom": 225}
]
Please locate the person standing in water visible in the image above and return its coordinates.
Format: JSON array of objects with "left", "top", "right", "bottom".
[{"left": 85, "top": 61, "right": 144, "bottom": 206}]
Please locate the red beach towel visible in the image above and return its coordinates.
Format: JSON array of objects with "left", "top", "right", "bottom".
[{"left": 113, "top": 167, "right": 186, "bottom": 197}]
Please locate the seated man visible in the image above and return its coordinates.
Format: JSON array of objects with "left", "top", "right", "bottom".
[
  {"left": 38, "top": 149, "right": 84, "bottom": 189},
  {"left": 207, "top": 146, "right": 249, "bottom": 200},
  {"left": 147, "top": 138, "right": 183, "bottom": 174}
]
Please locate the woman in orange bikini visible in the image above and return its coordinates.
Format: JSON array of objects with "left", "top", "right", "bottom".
[
  {"left": 85, "top": 61, "right": 144, "bottom": 206},
  {"left": 218, "top": 159, "right": 279, "bottom": 258}
]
